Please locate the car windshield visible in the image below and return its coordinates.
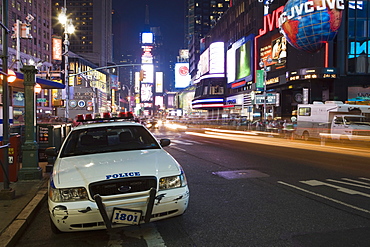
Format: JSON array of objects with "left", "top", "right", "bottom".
[
  {"left": 60, "top": 125, "right": 161, "bottom": 158},
  {"left": 344, "top": 116, "right": 370, "bottom": 125}
]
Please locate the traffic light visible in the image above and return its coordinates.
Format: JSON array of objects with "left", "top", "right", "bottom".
[
  {"left": 11, "top": 22, "right": 18, "bottom": 39},
  {"left": 139, "top": 69, "right": 146, "bottom": 81},
  {"left": 76, "top": 76, "right": 83, "bottom": 85},
  {"left": 21, "top": 23, "right": 32, "bottom": 39}
]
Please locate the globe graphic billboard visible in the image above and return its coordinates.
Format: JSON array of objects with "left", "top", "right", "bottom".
[{"left": 279, "top": 0, "right": 344, "bottom": 53}]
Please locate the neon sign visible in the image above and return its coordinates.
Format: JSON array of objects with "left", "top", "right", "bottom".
[{"left": 349, "top": 41, "right": 370, "bottom": 58}]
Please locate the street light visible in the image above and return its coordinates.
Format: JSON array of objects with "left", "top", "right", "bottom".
[
  {"left": 59, "top": 5, "right": 75, "bottom": 121},
  {"left": 259, "top": 56, "right": 272, "bottom": 122},
  {"left": 122, "top": 84, "right": 135, "bottom": 112}
]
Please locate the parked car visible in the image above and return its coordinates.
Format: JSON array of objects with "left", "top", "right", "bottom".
[{"left": 46, "top": 115, "right": 189, "bottom": 233}]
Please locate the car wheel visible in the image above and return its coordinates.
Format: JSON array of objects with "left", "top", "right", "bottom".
[
  {"left": 340, "top": 135, "right": 350, "bottom": 144},
  {"left": 50, "top": 218, "right": 62, "bottom": 234},
  {"left": 302, "top": 131, "right": 309, "bottom": 141}
]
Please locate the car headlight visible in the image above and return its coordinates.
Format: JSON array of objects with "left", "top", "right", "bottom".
[
  {"left": 49, "top": 186, "right": 88, "bottom": 202},
  {"left": 159, "top": 171, "right": 187, "bottom": 190}
]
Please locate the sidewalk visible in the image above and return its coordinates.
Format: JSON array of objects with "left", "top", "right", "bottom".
[{"left": 0, "top": 162, "right": 49, "bottom": 247}]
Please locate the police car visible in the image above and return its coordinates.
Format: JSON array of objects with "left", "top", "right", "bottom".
[{"left": 46, "top": 113, "right": 189, "bottom": 233}]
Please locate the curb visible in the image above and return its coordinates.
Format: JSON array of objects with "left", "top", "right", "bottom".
[{"left": 0, "top": 183, "right": 48, "bottom": 247}]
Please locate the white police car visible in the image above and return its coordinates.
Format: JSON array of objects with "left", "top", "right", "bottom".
[{"left": 46, "top": 115, "right": 189, "bottom": 233}]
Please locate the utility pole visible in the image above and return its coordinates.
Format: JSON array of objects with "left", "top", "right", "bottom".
[{"left": 0, "top": 0, "right": 15, "bottom": 199}]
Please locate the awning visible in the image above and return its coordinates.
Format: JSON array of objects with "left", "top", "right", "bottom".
[{"left": 11, "top": 71, "right": 65, "bottom": 89}]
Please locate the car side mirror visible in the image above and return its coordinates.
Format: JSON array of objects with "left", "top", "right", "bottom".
[
  {"left": 160, "top": 139, "right": 171, "bottom": 147},
  {"left": 45, "top": 147, "right": 58, "bottom": 157}
]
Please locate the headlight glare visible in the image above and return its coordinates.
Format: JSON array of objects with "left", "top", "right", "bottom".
[
  {"left": 159, "top": 172, "right": 187, "bottom": 190},
  {"left": 49, "top": 187, "right": 88, "bottom": 202}
]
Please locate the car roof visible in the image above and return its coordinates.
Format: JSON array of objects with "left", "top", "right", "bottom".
[{"left": 73, "top": 120, "right": 143, "bottom": 130}]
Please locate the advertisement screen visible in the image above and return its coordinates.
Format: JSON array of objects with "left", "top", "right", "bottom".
[
  {"left": 141, "top": 64, "right": 154, "bottom": 83},
  {"left": 52, "top": 37, "right": 62, "bottom": 61},
  {"left": 199, "top": 48, "right": 210, "bottom": 76},
  {"left": 259, "top": 34, "right": 287, "bottom": 71},
  {"left": 140, "top": 83, "right": 153, "bottom": 103},
  {"left": 175, "top": 63, "right": 191, "bottom": 88},
  {"left": 141, "top": 32, "right": 154, "bottom": 44},
  {"left": 155, "top": 72, "right": 163, "bottom": 93},
  {"left": 209, "top": 42, "right": 224, "bottom": 74},
  {"left": 227, "top": 35, "right": 254, "bottom": 84},
  {"left": 155, "top": 96, "right": 164, "bottom": 109},
  {"left": 235, "top": 40, "right": 251, "bottom": 80}
]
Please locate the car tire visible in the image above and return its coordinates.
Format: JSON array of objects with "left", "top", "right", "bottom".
[
  {"left": 302, "top": 131, "right": 310, "bottom": 141},
  {"left": 50, "top": 218, "right": 63, "bottom": 234}
]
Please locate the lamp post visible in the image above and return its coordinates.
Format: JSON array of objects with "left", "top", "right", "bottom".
[
  {"left": 122, "top": 84, "right": 134, "bottom": 112},
  {"left": 18, "top": 65, "right": 43, "bottom": 180},
  {"left": 58, "top": 5, "right": 75, "bottom": 121},
  {"left": 1, "top": 0, "right": 13, "bottom": 196},
  {"left": 259, "top": 56, "right": 272, "bottom": 122}
]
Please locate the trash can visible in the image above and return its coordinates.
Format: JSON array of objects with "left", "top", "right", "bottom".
[{"left": 0, "top": 134, "right": 21, "bottom": 182}]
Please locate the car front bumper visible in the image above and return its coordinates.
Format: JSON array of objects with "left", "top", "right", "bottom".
[{"left": 49, "top": 186, "right": 189, "bottom": 232}]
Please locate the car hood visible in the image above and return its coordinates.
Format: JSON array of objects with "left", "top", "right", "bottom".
[{"left": 52, "top": 149, "right": 180, "bottom": 188}]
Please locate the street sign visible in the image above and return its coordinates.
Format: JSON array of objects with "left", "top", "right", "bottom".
[
  {"left": 256, "top": 70, "right": 264, "bottom": 91},
  {"left": 37, "top": 98, "right": 46, "bottom": 102}
]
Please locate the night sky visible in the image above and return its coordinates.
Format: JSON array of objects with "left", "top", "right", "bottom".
[{"left": 112, "top": 0, "right": 187, "bottom": 62}]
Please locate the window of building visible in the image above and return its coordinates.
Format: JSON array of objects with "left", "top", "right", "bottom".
[
  {"left": 210, "top": 85, "right": 224, "bottom": 95},
  {"left": 347, "top": 0, "right": 370, "bottom": 74},
  {"left": 203, "top": 86, "right": 208, "bottom": 95}
]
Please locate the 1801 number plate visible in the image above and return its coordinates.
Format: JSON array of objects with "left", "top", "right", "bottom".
[{"left": 112, "top": 208, "right": 142, "bottom": 225}]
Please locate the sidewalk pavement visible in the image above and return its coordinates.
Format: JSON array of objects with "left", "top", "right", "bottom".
[{"left": 0, "top": 162, "right": 50, "bottom": 247}]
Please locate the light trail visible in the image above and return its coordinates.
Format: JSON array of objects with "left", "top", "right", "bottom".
[{"left": 184, "top": 130, "right": 370, "bottom": 158}]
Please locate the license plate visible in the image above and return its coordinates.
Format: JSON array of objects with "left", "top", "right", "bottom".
[{"left": 112, "top": 208, "right": 142, "bottom": 225}]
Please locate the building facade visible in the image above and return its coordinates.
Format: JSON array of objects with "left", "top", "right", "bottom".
[{"left": 186, "top": 0, "right": 370, "bottom": 122}]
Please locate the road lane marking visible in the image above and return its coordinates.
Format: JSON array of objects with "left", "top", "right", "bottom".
[
  {"left": 169, "top": 146, "right": 187, "bottom": 152},
  {"left": 300, "top": 180, "right": 370, "bottom": 198},
  {"left": 326, "top": 179, "right": 370, "bottom": 190},
  {"left": 171, "top": 140, "right": 195, "bottom": 145},
  {"left": 342, "top": 178, "right": 370, "bottom": 186},
  {"left": 278, "top": 181, "right": 370, "bottom": 214},
  {"left": 141, "top": 226, "right": 167, "bottom": 247},
  {"left": 124, "top": 223, "right": 166, "bottom": 247}
]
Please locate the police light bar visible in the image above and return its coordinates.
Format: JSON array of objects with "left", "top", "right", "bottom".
[{"left": 76, "top": 112, "right": 135, "bottom": 122}]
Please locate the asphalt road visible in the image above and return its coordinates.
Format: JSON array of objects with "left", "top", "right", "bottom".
[{"left": 15, "top": 127, "right": 370, "bottom": 247}]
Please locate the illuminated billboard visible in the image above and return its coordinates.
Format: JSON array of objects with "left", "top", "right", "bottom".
[
  {"left": 198, "top": 48, "right": 210, "bottom": 77},
  {"left": 155, "top": 96, "right": 164, "bottom": 109},
  {"left": 227, "top": 35, "right": 254, "bottom": 84},
  {"left": 52, "top": 36, "right": 62, "bottom": 61},
  {"left": 209, "top": 42, "right": 225, "bottom": 74},
  {"left": 140, "top": 83, "right": 153, "bottom": 103},
  {"left": 141, "top": 45, "right": 153, "bottom": 64},
  {"left": 258, "top": 34, "right": 287, "bottom": 72},
  {"left": 279, "top": 0, "right": 344, "bottom": 53},
  {"left": 175, "top": 63, "right": 191, "bottom": 88},
  {"left": 141, "top": 64, "right": 154, "bottom": 83},
  {"left": 155, "top": 72, "right": 163, "bottom": 93},
  {"left": 141, "top": 32, "right": 154, "bottom": 44}
]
